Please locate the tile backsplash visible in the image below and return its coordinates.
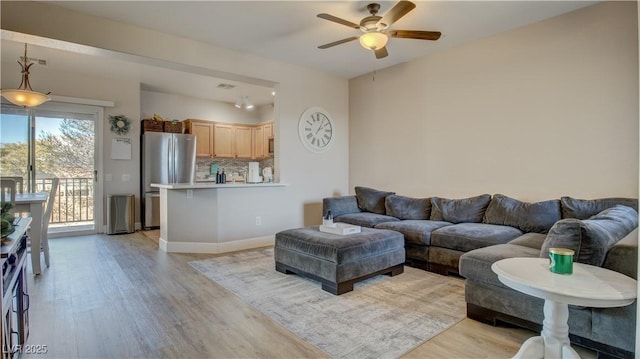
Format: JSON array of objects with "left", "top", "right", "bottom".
[{"left": 196, "top": 158, "right": 274, "bottom": 180}]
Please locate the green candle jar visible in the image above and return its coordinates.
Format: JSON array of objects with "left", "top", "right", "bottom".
[{"left": 549, "top": 248, "right": 575, "bottom": 274}]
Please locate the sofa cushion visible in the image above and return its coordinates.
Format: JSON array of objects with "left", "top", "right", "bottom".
[
  {"left": 431, "top": 223, "right": 524, "bottom": 252},
  {"left": 540, "top": 205, "right": 639, "bottom": 266},
  {"left": 508, "top": 233, "right": 547, "bottom": 250},
  {"left": 561, "top": 196, "right": 638, "bottom": 219},
  {"left": 355, "top": 186, "right": 395, "bottom": 215},
  {"left": 375, "top": 220, "right": 452, "bottom": 246},
  {"left": 430, "top": 194, "right": 491, "bottom": 224},
  {"left": 385, "top": 195, "right": 431, "bottom": 220},
  {"left": 602, "top": 228, "right": 638, "bottom": 279},
  {"left": 334, "top": 212, "right": 399, "bottom": 228},
  {"left": 323, "top": 195, "right": 361, "bottom": 217},
  {"left": 483, "top": 194, "right": 561, "bottom": 234},
  {"left": 459, "top": 243, "right": 540, "bottom": 285}
]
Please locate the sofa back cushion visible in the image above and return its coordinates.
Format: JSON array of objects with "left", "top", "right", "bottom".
[
  {"left": 540, "top": 205, "right": 638, "bottom": 266},
  {"left": 561, "top": 196, "right": 638, "bottom": 219},
  {"left": 355, "top": 186, "right": 395, "bottom": 215},
  {"left": 430, "top": 194, "right": 491, "bottom": 224},
  {"left": 483, "top": 194, "right": 561, "bottom": 234},
  {"left": 323, "top": 196, "right": 361, "bottom": 217},
  {"left": 385, "top": 195, "right": 431, "bottom": 220}
]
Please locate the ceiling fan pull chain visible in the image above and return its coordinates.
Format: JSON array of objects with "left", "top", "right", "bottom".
[{"left": 372, "top": 59, "right": 377, "bottom": 82}]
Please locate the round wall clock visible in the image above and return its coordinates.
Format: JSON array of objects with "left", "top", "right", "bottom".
[
  {"left": 298, "top": 106, "right": 334, "bottom": 153},
  {"left": 109, "top": 115, "right": 131, "bottom": 136}
]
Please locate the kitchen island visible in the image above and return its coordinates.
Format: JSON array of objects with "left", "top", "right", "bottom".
[{"left": 151, "top": 182, "right": 288, "bottom": 253}]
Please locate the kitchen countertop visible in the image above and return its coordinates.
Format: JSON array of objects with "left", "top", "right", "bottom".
[{"left": 151, "top": 182, "right": 287, "bottom": 190}]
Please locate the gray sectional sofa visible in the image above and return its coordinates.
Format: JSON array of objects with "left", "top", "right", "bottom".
[{"left": 322, "top": 187, "right": 638, "bottom": 358}]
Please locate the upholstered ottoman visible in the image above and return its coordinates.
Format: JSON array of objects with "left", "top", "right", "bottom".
[{"left": 274, "top": 226, "right": 405, "bottom": 294}]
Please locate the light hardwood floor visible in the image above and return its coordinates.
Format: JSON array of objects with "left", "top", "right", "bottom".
[{"left": 24, "top": 232, "right": 596, "bottom": 358}]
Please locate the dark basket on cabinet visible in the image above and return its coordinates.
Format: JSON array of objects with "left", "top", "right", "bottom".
[
  {"left": 141, "top": 119, "right": 163, "bottom": 133},
  {"left": 163, "top": 121, "right": 183, "bottom": 133}
]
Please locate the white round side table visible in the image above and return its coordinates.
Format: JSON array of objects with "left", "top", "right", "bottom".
[{"left": 492, "top": 257, "right": 637, "bottom": 359}]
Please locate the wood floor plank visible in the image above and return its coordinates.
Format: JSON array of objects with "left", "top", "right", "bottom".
[{"left": 22, "top": 232, "right": 596, "bottom": 358}]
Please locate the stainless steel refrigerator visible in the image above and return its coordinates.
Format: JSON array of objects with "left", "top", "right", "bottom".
[{"left": 141, "top": 132, "right": 196, "bottom": 229}]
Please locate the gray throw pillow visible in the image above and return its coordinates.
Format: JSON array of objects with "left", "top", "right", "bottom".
[
  {"left": 322, "top": 196, "right": 360, "bottom": 217},
  {"left": 355, "top": 186, "right": 395, "bottom": 215},
  {"left": 430, "top": 194, "right": 491, "bottom": 224},
  {"left": 540, "top": 205, "right": 638, "bottom": 266},
  {"left": 483, "top": 194, "right": 561, "bottom": 234},
  {"left": 561, "top": 196, "right": 638, "bottom": 219},
  {"left": 385, "top": 195, "right": 431, "bottom": 220}
]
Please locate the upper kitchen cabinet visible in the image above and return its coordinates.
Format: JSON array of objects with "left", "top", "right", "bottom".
[
  {"left": 215, "top": 124, "right": 252, "bottom": 159},
  {"left": 213, "top": 124, "right": 234, "bottom": 158},
  {"left": 185, "top": 119, "right": 266, "bottom": 159},
  {"left": 234, "top": 126, "right": 253, "bottom": 159},
  {"left": 253, "top": 122, "right": 274, "bottom": 159},
  {"left": 185, "top": 119, "right": 214, "bottom": 158}
]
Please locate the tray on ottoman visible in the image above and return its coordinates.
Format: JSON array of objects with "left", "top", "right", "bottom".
[{"left": 274, "top": 226, "right": 405, "bottom": 295}]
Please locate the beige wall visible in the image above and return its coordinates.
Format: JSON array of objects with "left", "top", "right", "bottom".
[
  {"left": 140, "top": 91, "right": 267, "bottom": 125},
  {"left": 1, "top": 60, "right": 141, "bottom": 224},
  {"left": 1, "top": 1, "right": 349, "bottom": 232},
  {"left": 350, "top": 1, "right": 638, "bottom": 201}
]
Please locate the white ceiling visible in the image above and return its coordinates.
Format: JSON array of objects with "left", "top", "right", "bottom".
[{"left": 2, "top": 1, "right": 597, "bottom": 104}]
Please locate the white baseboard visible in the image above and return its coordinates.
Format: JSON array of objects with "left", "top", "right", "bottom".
[{"left": 159, "top": 235, "right": 274, "bottom": 254}]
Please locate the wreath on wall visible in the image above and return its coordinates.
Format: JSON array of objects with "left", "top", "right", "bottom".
[{"left": 109, "top": 115, "right": 131, "bottom": 135}]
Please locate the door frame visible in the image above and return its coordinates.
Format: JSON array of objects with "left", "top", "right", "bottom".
[{"left": 32, "top": 101, "right": 104, "bottom": 237}]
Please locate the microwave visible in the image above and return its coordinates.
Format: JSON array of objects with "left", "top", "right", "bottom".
[{"left": 268, "top": 136, "right": 274, "bottom": 155}]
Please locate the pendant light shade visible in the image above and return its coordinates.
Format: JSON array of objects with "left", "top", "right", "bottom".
[
  {"left": 359, "top": 32, "right": 388, "bottom": 51},
  {"left": 1, "top": 44, "right": 51, "bottom": 108}
]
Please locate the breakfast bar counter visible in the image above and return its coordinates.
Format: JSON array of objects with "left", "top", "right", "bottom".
[
  {"left": 151, "top": 182, "right": 288, "bottom": 254},
  {"left": 152, "top": 182, "right": 286, "bottom": 190}
]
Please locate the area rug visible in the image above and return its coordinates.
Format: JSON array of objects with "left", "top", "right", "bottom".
[{"left": 189, "top": 248, "right": 466, "bottom": 359}]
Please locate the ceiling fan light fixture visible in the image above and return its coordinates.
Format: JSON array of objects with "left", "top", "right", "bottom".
[
  {"left": 1, "top": 44, "right": 51, "bottom": 108},
  {"left": 359, "top": 31, "right": 388, "bottom": 51}
]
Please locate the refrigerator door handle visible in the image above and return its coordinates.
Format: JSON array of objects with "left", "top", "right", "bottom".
[{"left": 168, "top": 136, "right": 175, "bottom": 183}]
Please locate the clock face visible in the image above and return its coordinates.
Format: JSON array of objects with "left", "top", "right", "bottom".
[{"left": 299, "top": 107, "right": 334, "bottom": 153}]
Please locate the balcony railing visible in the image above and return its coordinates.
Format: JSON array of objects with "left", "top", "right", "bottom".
[{"left": 35, "top": 178, "right": 94, "bottom": 225}]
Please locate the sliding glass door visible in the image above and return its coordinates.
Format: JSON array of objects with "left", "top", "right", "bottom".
[
  {"left": 0, "top": 105, "right": 31, "bottom": 191},
  {"left": 0, "top": 102, "right": 102, "bottom": 236}
]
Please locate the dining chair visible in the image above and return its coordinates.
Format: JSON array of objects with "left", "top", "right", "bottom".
[
  {"left": 0, "top": 178, "right": 17, "bottom": 204},
  {"left": 41, "top": 177, "right": 59, "bottom": 268},
  {"left": 1, "top": 176, "right": 24, "bottom": 194}
]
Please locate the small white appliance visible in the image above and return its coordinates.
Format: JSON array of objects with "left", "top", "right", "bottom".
[
  {"left": 247, "top": 162, "right": 261, "bottom": 183},
  {"left": 262, "top": 167, "right": 273, "bottom": 183}
]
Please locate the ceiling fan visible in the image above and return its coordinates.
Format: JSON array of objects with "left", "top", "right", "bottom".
[{"left": 317, "top": 0, "right": 441, "bottom": 59}]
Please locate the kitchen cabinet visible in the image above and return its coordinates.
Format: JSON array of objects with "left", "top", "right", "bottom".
[
  {"left": 213, "top": 124, "right": 234, "bottom": 158},
  {"left": 263, "top": 122, "right": 274, "bottom": 157},
  {"left": 253, "top": 126, "right": 265, "bottom": 159},
  {"left": 253, "top": 122, "right": 274, "bottom": 159},
  {"left": 234, "top": 126, "right": 253, "bottom": 159},
  {"left": 185, "top": 120, "right": 214, "bottom": 158},
  {"left": 185, "top": 119, "right": 274, "bottom": 159}
]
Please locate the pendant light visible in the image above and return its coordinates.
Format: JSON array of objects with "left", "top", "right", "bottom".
[
  {"left": 1, "top": 43, "right": 51, "bottom": 108},
  {"left": 234, "top": 95, "right": 254, "bottom": 110}
]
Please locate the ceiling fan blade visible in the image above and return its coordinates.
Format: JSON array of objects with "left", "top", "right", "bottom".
[
  {"left": 374, "top": 47, "right": 389, "bottom": 59},
  {"left": 389, "top": 30, "right": 441, "bottom": 41},
  {"left": 378, "top": 0, "right": 416, "bottom": 28},
  {"left": 318, "top": 37, "right": 359, "bottom": 49},
  {"left": 317, "top": 13, "right": 360, "bottom": 29}
]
